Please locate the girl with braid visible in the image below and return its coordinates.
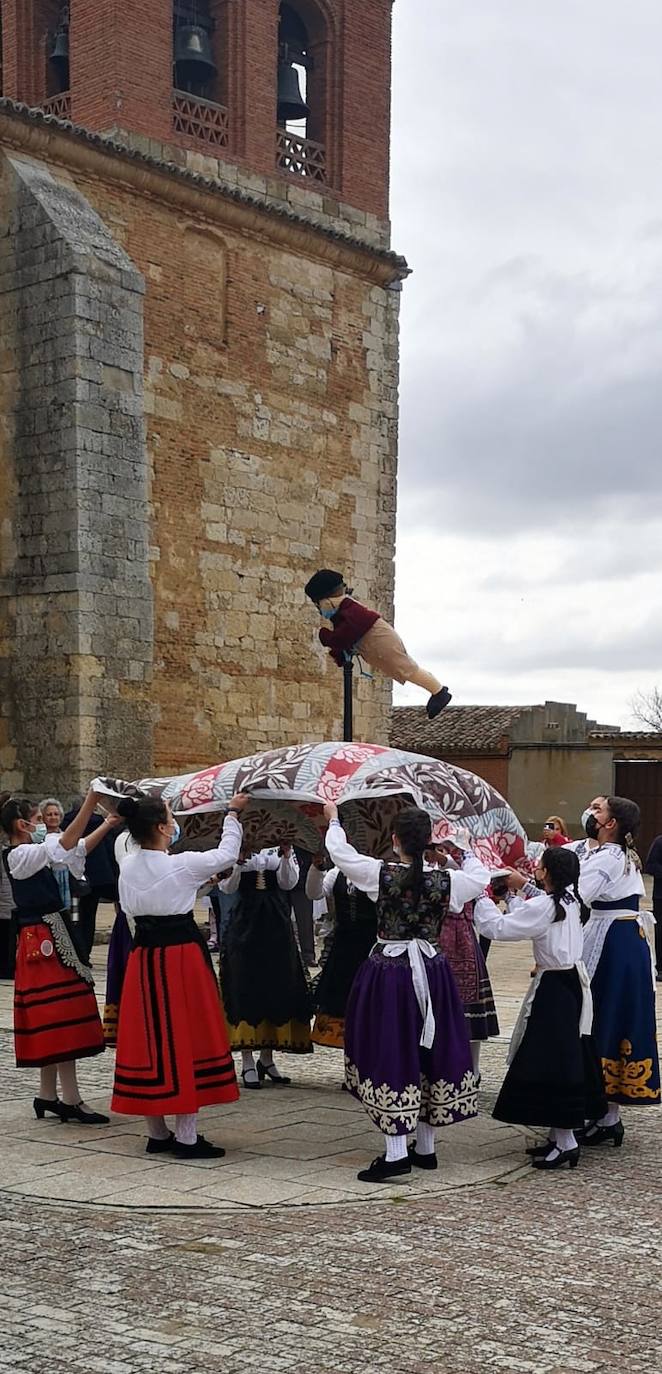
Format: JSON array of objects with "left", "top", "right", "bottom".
[
  {"left": 577, "top": 796, "right": 660, "bottom": 1145},
  {"left": 323, "top": 802, "right": 489, "bottom": 1184},
  {"left": 473, "top": 847, "right": 606, "bottom": 1172}
]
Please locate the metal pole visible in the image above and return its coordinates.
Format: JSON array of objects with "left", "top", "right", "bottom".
[{"left": 342, "top": 656, "right": 354, "bottom": 742}]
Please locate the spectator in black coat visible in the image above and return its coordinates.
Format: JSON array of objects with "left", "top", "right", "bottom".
[{"left": 63, "top": 797, "right": 119, "bottom": 961}]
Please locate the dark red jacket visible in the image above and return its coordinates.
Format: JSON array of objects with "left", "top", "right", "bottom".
[{"left": 318, "top": 597, "right": 380, "bottom": 666}]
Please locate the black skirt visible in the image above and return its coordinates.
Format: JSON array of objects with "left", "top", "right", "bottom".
[
  {"left": 0, "top": 919, "right": 16, "bottom": 979},
  {"left": 313, "top": 918, "right": 377, "bottom": 1020},
  {"left": 493, "top": 968, "right": 607, "bottom": 1129},
  {"left": 219, "top": 882, "right": 312, "bottom": 1030}
]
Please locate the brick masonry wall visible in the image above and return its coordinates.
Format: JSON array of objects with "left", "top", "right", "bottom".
[
  {"left": 0, "top": 151, "right": 153, "bottom": 797},
  {"left": 0, "top": 140, "right": 399, "bottom": 786},
  {"left": 1, "top": 0, "right": 392, "bottom": 222}
]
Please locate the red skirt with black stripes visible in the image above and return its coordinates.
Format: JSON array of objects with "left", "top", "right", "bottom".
[
  {"left": 111, "top": 939, "right": 239, "bottom": 1116},
  {"left": 14, "top": 923, "right": 105, "bottom": 1067}
]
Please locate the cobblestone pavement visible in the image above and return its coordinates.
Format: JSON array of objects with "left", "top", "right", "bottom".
[{"left": 0, "top": 942, "right": 660, "bottom": 1372}]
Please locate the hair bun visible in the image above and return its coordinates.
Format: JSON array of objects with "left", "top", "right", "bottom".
[
  {"left": 0, "top": 792, "right": 12, "bottom": 811},
  {"left": 116, "top": 796, "right": 139, "bottom": 819}
]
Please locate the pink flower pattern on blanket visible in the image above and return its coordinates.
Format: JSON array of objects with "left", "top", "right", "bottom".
[{"left": 94, "top": 741, "right": 529, "bottom": 863}]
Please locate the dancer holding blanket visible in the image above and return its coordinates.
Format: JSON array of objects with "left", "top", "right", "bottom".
[
  {"left": 323, "top": 803, "right": 489, "bottom": 1183},
  {"left": 577, "top": 796, "right": 660, "bottom": 1144},
  {"left": 473, "top": 846, "right": 606, "bottom": 1172},
  {"left": 111, "top": 792, "right": 248, "bottom": 1159}
]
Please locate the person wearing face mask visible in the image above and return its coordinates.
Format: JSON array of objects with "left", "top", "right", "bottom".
[
  {"left": 304, "top": 570, "right": 452, "bottom": 719},
  {"left": 0, "top": 788, "right": 120, "bottom": 1123},
  {"left": 577, "top": 796, "right": 660, "bottom": 1146},
  {"left": 323, "top": 802, "right": 489, "bottom": 1183},
  {"left": 109, "top": 792, "right": 248, "bottom": 1157}
]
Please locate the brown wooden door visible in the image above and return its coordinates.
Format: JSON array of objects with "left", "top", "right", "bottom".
[{"left": 614, "top": 760, "right": 662, "bottom": 862}]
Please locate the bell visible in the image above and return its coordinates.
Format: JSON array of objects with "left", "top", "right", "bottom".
[
  {"left": 50, "top": 26, "right": 69, "bottom": 74},
  {"left": 174, "top": 24, "right": 216, "bottom": 83},
  {"left": 277, "top": 60, "right": 309, "bottom": 123}
]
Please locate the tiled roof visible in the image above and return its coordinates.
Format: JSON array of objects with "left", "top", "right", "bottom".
[
  {"left": 591, "top": 730, "right": 662, "bottom": 743},
  {"left": 390, "top": 705, "right": 529, "bottom": 754},
  {"left": 0, "top": 98, "right": 410, "bottom": 278}
]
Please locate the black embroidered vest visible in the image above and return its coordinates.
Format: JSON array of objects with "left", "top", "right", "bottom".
[{"left": 377, "top": 864, "right": 451, "bottom": 942}]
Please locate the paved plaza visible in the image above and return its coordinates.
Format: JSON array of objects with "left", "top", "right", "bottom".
[{"left": 0, "top": 924, "right": 660, "bottom": 1372}]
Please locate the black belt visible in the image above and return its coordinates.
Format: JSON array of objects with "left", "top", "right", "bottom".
[
  {"left": 15, "top": 909, "right": 66, "bottom": 929},
  {"left": 592, "top": 896, "right": 640, "bottom": 913},
  {"left": 133, "top": 913, "right": 213, "bottom": 972}
]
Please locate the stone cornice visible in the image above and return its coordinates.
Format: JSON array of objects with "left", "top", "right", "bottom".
[{"left": 0, "top": 99, "right": 410, "bottom": 287}]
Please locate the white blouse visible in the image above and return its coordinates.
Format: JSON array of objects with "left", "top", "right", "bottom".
[
  {"left": 219, "top": 847, "right": 299, "bottom": 895},
  {"left": 577, "top": 843, "right": 645, "bottom": 905},
  {"left": 324, "top": 822, "right": 491, "bottom": 909},
  {"left": 118, "top": 814, "right": 242, "bottom": 918},
  {"left": 7, "top": 833, "right": 87, "bottom": 882},
  {"left": 473, "top": 890, "right": 584, "bottom": 969}
]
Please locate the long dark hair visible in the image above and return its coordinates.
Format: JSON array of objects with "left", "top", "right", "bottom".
[
  {"left": 392, "top": 806, "right": 432, "bottom": 905},
  {"left": 541, "top": 845, "right": 580, "bottom": 922},
  {"left": 0, "top": 794, "right": 36, "bottom": 840},
  {"left": 606, "top": 795, "right": 642, "bottom": 870},
  {"left": 116, "top": 795, "right": 168, "bottom": 844}
]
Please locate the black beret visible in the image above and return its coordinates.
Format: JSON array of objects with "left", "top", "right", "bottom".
[{"left": 304, "top": 569, "right": 346, "bottom": 602}]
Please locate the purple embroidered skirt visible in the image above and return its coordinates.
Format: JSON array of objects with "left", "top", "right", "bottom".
[{"left": 344, "top": 947, "right": 477, "bottom": 1136}]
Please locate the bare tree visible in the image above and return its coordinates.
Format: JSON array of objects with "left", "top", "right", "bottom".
[{"left": 630, "top": 687, "right": 662, "bottom": 731}]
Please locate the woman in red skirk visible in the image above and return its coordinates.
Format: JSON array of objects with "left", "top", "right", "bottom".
[
  {"left": 1, "top": 787, "right": 119, "bottom": 1124},
  {"left": 110, "top": 791, "right": 248, "bottom": 1159}
]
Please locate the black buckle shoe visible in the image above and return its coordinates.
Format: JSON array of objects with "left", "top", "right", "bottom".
[
  {"left": 257, "top": 1061, "right": 291, "bottom": 1085},
  {"left": 581, "top": 1120, "right": 624, "bottom": 1148},
  {"left": 146, "top": 1131, "right": 175, "bottom": 1155},
  {"left": 172, "top": 1135, "right": 226, "bottom": 1160},
  {"left": 532, "top": 1146, "right": 580, "bottom": 1171},
  {"left": 408, "top": 1144, "right": 438, "bottom": 1171},
  {"left": 357, "top": 1154, "right": 412, "bottom": 1184}
]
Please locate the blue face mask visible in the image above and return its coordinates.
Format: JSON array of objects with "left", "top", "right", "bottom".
[
  {"left": 169, "top": 821, "right": 181, "bottom": 847},
  {"left": 320, "top": 608, "right": 337, "bottom": 620},
  {"left": 31, "top": 822, "right": 48, "bottom": 844}
]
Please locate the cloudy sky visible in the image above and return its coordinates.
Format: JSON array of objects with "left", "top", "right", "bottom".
[{"left": 389, "top": 1, "right": 662, "bottom": 726}]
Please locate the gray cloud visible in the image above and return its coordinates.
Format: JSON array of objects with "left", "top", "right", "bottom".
[{"left": 389, "top": 2, "right": 662, "bottom": 722}]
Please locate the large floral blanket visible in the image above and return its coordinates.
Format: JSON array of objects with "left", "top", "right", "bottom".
[{"left": 93, "top": 741, "right": 529, "bottom": 868}]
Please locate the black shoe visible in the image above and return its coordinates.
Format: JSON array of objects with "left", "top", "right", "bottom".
[
  {"left": 357, "top": 1154, "right": 412, "bottom": 1184},
  {"left": 33, "top": 1096, "right": 68, "bottom": 1121},
  {"left": 532, "top": 1146, "right": 580, "bottom": 1171},
  {"left": 257, "top": 1061, "right": 291, "bottom": 1085},
  {"left": 145, "top": 1131, "right": 175, "bottom": 1155},
  {"left": 526, "top": 1138, "right": 555, "bottom": 1158},
  {"left": 60, "top": 1102, "right": 110, "bottom": 1125},
  {"left": 241, "top": 1068, "right": 262, "bottom": 1090},
  {"left": 581, "top": 1119, "right": 624, "bottom": 1148},
  {"left": 408, "top": 1144, "right": 438, "bottom": 1171},
  {"left": 426, "top": 687, "right": 452, "bottom": 719},
  {"left": 172, "top": 1135, "right": 225, "bottom": 1159}
]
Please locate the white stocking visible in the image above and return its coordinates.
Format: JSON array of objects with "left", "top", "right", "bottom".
[
  {"left": 39, "top": 1065, "right": 58, "bottom": 1099},
  {"left": 145, "top": 1115, "right": 171, "bottom": 1141},
  {"left": 175, "top": 1113, "right": 198, "bottom": 1146},
  {"left": 241, "top": 1050, "right": 256, "bottom": 1073},
  {"left": 57, "top": 1060, "right": 82, "bottom": 1107},
  {"left": 415, "top": 1122, "right": 436, "bottom": 1156},
  {"left": 470, "top": 1041, "right": 481, "bottom": 1076},
  {"left": 258, "top": 1048, "right": 274, "bottom": 1067},
  {"left": 384, "top": 1134, "right": 408, "bottom": 1162},
  {"left": 554, "top": 1128, "right": 577, "bottom": 1152},
  {"left": 598, "top": 1104, "right": 621, "bottom": 1127}
]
